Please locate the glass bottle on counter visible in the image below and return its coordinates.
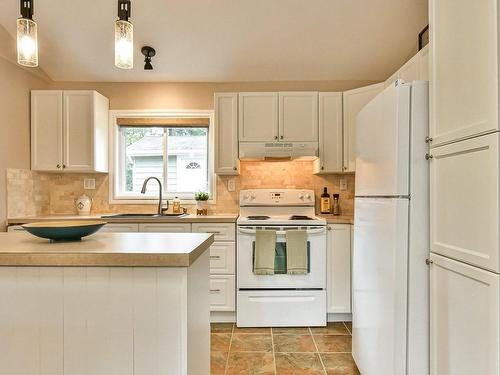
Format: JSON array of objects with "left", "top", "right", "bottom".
[
  {"left": 173, "top": 196, "right": 181, "bottom": 214},
  {"left": 332, "top": 193, "right": 340, "bottom": 216},
  {"left": 320, "top": 187, "right": 331, "bottom": 214}
]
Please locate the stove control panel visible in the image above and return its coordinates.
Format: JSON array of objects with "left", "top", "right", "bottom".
[{"left": 240, "top": 189, "right": 315, "bottom": 206}]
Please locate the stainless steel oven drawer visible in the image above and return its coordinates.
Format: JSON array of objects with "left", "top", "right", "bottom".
[{"left": 237, "top": 290, "right": 326, "bottom": 327}]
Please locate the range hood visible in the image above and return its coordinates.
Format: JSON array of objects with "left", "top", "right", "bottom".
[{"left": 239, "top": 141, "right": 318, "bottom": 161}]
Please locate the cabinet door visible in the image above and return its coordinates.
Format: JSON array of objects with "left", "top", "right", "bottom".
[
  {"left": 430, "top": 0, "right": 499, "bottom": 146},
  {"left": 63, "top": 91, "right": 94, "bottom": 171},
  {"left": 315, "top": 93, "right": 343, "bottom": 173},
  {"left": 430, "top": 253, "right": 499, "bottom": 375},
  {"left": 214, "top": 93, "right": 239, "bottom": 175},
  {"left": 100, "top": 223, "right": 139, "bottom": 232},
  {"left": 342, "top": 83, "right": 384, "bottom": 172},
  {"left": 138, "top": 223, "right": 191, "bottom": 232},
  {"left": 327, "top": 224, "right": 351, "bottom": 313},
  {"left": 278, "top": 92, "right": 318, "bottom": 142},
  {"left": 31, "top": 91, "right": 63, "bottom": 171},
  {"left": 238, "top": 92, "right": 278, "bottom": 142},
  {"left": 430, "top": 133, "right": 499, "bottom": 272},
  {"left": 398, "top": 53, "right": 419, "bottom": 83}
]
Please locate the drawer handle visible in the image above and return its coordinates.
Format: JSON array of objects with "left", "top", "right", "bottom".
[
  {"left": 207, "top": 231, "right": 221, "bottom": 234},
  {"left": 210, "top": 255, "right": 221, "bottom": 259},
  {"left": 210, "top": 289, "right": 221, "bottom": 293}
]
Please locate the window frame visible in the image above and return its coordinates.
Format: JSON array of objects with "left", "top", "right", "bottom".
[{"left": 109, "top": 109, "right": 215, "bottom": 204}]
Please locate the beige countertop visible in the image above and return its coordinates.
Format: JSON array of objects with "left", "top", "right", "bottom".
[
  {"left": 7, "top": 214, "right": 238, "bottom": 225},
  {"left": 0, "top": 232, "right": 214, "bottom": 267},
  {"left": 317, "top": 215, "right": 354, "bottom": 224}
]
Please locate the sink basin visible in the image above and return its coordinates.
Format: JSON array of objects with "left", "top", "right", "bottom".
[{"left": 101, "top": 213, "right": 188, "bottom": 219}]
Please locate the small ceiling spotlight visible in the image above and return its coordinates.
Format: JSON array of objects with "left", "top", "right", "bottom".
[{"left": 141, "top": 46, "right": 155, "bottom": 70}]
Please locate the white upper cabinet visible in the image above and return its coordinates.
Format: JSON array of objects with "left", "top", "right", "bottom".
[
  {"left": 238, "top": 92, "right": 278, "bottom": 142},
  {"left": 430, "top": 0, "right": 499, "bottom": 146},
  {"left": 384, "top": 45, "right": 430, "bottom": 88},
  {"left": 398, "top": 53, "right": 420, "bottom": 83},
  {"left": 278, "top": 92, "right": 318, "bottom": 142},
  {"left": 326, "top": 224, "right": 352, "bottom": 314},
  {"left": 418, "top": 45, "right": 429, "bottom": 81},
  {"left": 342, "top": 83, "right": 384, "bottom": 172},
  {"left": 214, "top": 93, "right": 239, "bottom": 175},
  {"left": 31, "top": 90, "right": 109, "bottom": 173},
  {"left": 429, "top": 133, "right": 499, "bottom": 272},
  {"left": 31, "top": 91, "right": 63, "bottom": 171},
  {"left": 314, "top": 92, "right": 343, "bottom": 173}
]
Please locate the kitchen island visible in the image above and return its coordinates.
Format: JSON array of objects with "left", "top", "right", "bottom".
[{"left": 0, "top": 232, "right": 214, "bottom": 375}]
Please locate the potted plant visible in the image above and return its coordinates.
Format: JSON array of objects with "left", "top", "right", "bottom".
[{"left": 194, "top": 191, "right": 209, "bottom": 215}]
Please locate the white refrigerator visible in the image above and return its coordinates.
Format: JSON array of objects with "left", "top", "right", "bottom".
[{"left": 352, "top": 80, "right": 429, "bottom": 375}]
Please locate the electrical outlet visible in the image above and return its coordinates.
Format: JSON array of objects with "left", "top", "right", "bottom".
[
  {"left": 227, "top": 178, "right": 236, "bottom": 192},
  {"left": 84, "top": 178, "right": 96, "bottom": 190},
  {"left": 340, "top": 178, "right": 347, "bottom": 191}
]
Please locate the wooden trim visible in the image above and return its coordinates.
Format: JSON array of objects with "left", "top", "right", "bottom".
[{"left": 116, "top": 117, "right": 210, "bottom": 127}]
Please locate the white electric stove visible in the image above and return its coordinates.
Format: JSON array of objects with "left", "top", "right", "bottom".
[{"left": 236, "top": 189, "right": 327, "bottom": 327}]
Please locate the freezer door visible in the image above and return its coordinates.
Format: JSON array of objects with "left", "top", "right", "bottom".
[
  {"left": 355, "top": 82, "right": 411, "bottom": 196},
  {"left": 352, "top": 197, "right": 409, "bottom": 375}
]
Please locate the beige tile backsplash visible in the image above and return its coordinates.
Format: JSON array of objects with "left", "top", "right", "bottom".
[{"left": 7, "top": 161, "right": 354, "bottom": 218}]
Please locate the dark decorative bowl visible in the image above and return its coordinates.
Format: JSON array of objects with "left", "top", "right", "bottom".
[{"left": 22, "top": 221, "right": 106, "bottom": 242}]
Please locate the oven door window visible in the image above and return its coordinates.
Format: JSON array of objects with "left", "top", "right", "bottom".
[{"left": 252, "top": 241, "right": 311, "bottom": 274}]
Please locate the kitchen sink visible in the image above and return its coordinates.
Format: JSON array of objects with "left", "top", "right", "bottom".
[{"left": 101, "top": 213, "right": 188, "bottom": 219}]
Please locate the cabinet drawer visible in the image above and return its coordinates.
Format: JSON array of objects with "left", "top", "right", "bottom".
[
  {"left": 210, "top": 242, "right": 235, "bottom": 274},
  {"left": 138, "top": 223, "right": 191, "bottom": 233},
  {"left": 192, "top": 223, "right": 235, "bottom": 241},
  {"left": 210, "top": 275, "right": 235, "bottom": 312},
  {"left": 100, "top": 223, "right": 139, "bottom": 233}
]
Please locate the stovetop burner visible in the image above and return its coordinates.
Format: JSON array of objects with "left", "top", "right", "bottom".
[
  {"left": 247, "top": 215, "right": 271, "bottom": 220},
  {"left": 289, "top": 215, "right": 313, "bottom": 220}
]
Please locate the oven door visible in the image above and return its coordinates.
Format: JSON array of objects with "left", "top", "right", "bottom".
[{"left": 237, "top": 226, "right": 327, "bottom": 289}]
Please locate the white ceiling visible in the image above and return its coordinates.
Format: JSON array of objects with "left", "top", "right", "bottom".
[{"left": 0, "top": 0, "right": 428, "bottom": 82}]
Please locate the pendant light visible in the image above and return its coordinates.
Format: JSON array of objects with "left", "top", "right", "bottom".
[
  {"left": 115, "top": 0, "right": 133, "bottom": 69},
  {"left": 17, "top": 0, "right": 38, "bottom": 67}
]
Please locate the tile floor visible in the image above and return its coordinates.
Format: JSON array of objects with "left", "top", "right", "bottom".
[{"left": 211, "top": 322, "right": 360, "bottom": 375}]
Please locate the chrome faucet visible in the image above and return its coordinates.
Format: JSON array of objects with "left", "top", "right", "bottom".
[{"left": 141, "top": 177, "right": 169, "bottom": 215}]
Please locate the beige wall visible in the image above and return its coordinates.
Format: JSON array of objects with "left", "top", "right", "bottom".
[
  {"left": 48, "top": 80, "right": 378, "bottom": 110},
  {"left": 0, "top": 57, "right": 49, "bottom": 230}
]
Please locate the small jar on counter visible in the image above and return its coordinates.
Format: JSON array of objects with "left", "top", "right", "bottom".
[{"left": 332, "top": 194, "right": 340, "bottom": 216}]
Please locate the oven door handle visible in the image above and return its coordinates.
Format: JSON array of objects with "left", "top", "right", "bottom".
[{"left": 237, "top": 227, "right": 326, "bottom": 235}]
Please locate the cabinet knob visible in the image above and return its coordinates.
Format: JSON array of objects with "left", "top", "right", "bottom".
[
  {"left": 321, "top": 166, "right": 324, "bottom": 170},
  {"left": 56, "top": 164, "right": 61, "bottom": 169},
  {"left": 425, "top": 136, "right": 433, "bottom": 144},
  {"left": 274, "top": 136, "right": 278, "bottom": 140},
  {"left": 327, "top": 226, "right": 332, "bottom": 231},
  {"left": 233, "top": 167, "right": 237, "bottom": 171},
  {"left": 280, "top": 135, "right": 284, "bottom": 140},
  {"left": 425, "top": 153, "right": 433, "bottom": 160},
  {"left": 62, "top": 164, "right": 66, "bottom": 169},
  {"left": 343, "top": 166, "right": 347, "bottom": 171},
  {"left": 425, "top": 258, "right": 433, "bottom": 265}
]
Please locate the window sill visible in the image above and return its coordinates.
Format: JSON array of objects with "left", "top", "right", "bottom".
[{"left": 109, "top": 197, "right": 216, "bottom": 205}]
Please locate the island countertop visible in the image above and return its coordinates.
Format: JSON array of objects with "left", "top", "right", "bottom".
[{"left": 0, "top": 232, "right": 214, "bottom": 267}]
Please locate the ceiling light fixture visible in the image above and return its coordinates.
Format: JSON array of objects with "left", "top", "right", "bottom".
[
  {"left": 141, "top": 46, "right": 155, "bottom": 70},
  {"left": 17, "top": 0, "right": 38, "bottom": 67},
  {"left": 115, "top": 0, "right": 133, "bottom": 69}
]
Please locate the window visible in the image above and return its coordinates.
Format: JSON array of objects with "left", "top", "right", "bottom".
[{"left": 115, "top": 123, "right": 211, "bottom": 201}]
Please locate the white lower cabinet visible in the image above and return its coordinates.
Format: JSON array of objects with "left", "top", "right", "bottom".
[
  {"left": 138, "top": 223, "right": 191, "bottom": 233},
  {"left": 100, "top": 223, "right": 139, "bottom": 233},
  {"left": 430, "top": 253, "right": 499, "bottom": 375},
  {"left": 209, "top": 242, "right": 235, "bottom": 274},
  {"left": 327, "top": 224, "right": 352, "bottom": 314},
  {"left": 209, "top": 275, "right": 236, "bottom": 312}
]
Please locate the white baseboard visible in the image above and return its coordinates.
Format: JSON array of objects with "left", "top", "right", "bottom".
[
  {"left": 327, "top": 313, "right": 352, "bottom": 322},
  {"left": 210, "top": 311, "right": 236, "bottom": 323}
]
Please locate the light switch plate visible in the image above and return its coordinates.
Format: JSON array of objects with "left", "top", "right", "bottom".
[
  {"left": 339, "top": 178, "right": 347, "bottom": 191},
  {"left": 84, "top": 178, "right": 96, "bottom": 190},
  {"left": 227, "top": 178, "right": 236, "bottom": 192}
]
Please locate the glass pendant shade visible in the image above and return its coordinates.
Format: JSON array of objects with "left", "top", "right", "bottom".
[
  {"left": 17, "top": 18, "right": 38, "bottom": 67},
  {"left": 115, "top": 20, "right": 133, "bottom": 69}
]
